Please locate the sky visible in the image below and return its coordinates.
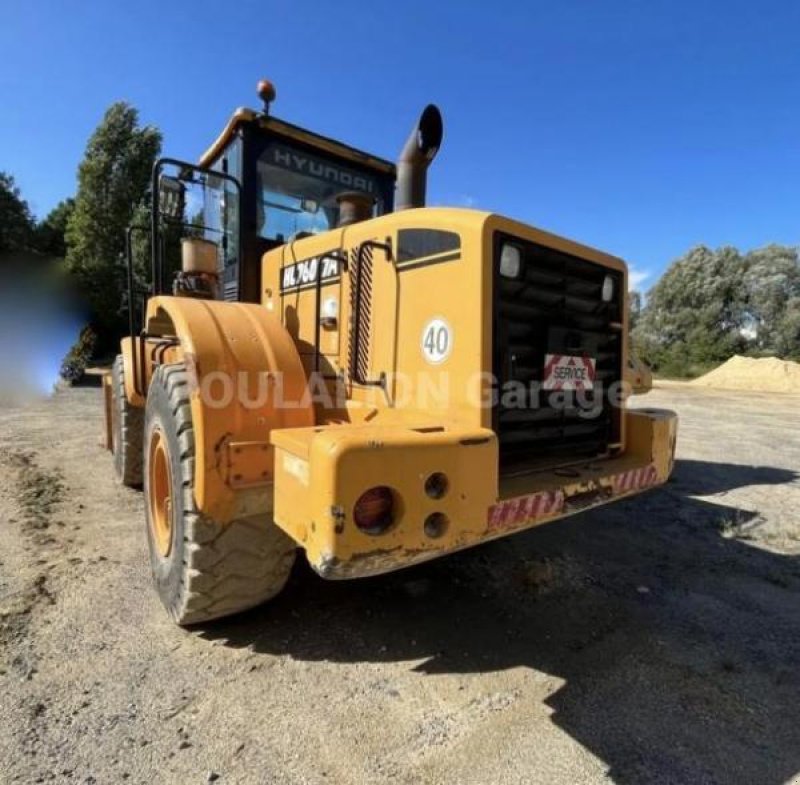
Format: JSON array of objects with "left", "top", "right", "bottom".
[{"left": 3, "top": 0, "right": 800, "bottom": 292}]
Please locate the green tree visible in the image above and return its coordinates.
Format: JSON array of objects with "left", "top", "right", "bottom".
[
  {"left": 0, "top": 171, "right": 34, "bottom": 252},
  {"left": 628, "top": 290, "right": 642, "bottom": 331},
  {"left": 65, "top": 102, "right": 161, "bottom": 344},
  {"left": 633, "top": 242, "right": 800, "bottom": 374},
  {"left": 742, "top": 244, "right": 800, "bottom": 354},
  {"left": 633, "top": 245, "right": 748, "bottom": 375},
  {"left": 775, "top": 297, "right": 800, "bottom": 359},
  {"left": 34, "top": 198, "right": 75, "bottom": 257}
]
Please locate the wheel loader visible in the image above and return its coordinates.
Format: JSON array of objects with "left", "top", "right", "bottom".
[{"left": 103, "top": 79, "right": 676, "bottom": 625}]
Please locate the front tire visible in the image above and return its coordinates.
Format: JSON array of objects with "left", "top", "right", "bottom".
[
  {"left": 143, "top": 363, "right": 296, "bottom": 625},
  {"left": 111, "top": 355, "right": 143, "bottom": 488}
]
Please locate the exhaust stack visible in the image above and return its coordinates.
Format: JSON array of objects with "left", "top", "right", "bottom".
[{"left": 395, "top": 104, "right": 443, "bottom": 211}]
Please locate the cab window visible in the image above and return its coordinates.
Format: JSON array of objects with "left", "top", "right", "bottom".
[{"left": 256, "top": 141, "right": 383, "bottom": 242}]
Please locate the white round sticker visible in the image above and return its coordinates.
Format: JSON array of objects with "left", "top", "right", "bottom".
[{"left": 421, "top": 318, "right": 452, "bottom": 365}]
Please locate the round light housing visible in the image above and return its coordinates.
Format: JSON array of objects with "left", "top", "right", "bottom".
[
  {"left": 353, "top": 486, "right": 395, "bottom": 535},
  {"left": 424, "top": 472, "right": 448, "bottom": 499},
  {"left": 424, "top": 512, "right": 449, "bottom": 539},
  {"left": 499, "top": 244, "right": 522, "bottom": 279}
]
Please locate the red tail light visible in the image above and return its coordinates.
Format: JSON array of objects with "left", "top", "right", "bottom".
[{"left": 354, "top": 486, "right": 395, "bottom": 535}]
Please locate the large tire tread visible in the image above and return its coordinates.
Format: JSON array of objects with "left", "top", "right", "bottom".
[
  {"left": 145, "top": 363, "right": 295, "bottom": 626},
  {"left": 112, "top": 355, "right": 143, "bottom": 487}
]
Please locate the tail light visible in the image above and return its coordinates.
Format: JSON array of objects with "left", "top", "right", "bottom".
[{"left": 354, "top": 486, "right": 395, "bottom": 535}]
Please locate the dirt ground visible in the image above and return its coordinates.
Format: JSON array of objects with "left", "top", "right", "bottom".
[{"left": 1, "top": 382, "right": 799, "bottom": 785}]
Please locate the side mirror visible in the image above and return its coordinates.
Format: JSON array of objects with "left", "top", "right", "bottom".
[{"left": 158, "top": 175, "right": 185, "bottom": 219}]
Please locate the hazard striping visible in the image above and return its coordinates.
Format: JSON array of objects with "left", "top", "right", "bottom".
[
  {"left": 611, "top": 464, "right": 659, "bottom": 493},
  {"left": 543, "top": 353, "right": 596, "bottom": 391},
  {"left": 488, "top": 464, "right": 660, "bottom": 531},
  {"left": 487, "top": 490, "right": 565, "bottom": 531}
]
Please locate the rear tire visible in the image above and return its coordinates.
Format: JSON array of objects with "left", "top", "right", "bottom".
[
  {"left": 111, "top": 355, "right": 143, "bottom": 488},
  {"left": 143, "top": 363, "right": 296, "bottom": 625}
]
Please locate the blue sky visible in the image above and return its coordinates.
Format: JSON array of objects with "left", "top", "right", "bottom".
[{"left": 3, "top": 0, "right": 799, "bottom": 291}]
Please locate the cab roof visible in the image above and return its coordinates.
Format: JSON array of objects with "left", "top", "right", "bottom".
[{"left": 198, "top": 107, "right": 396, "bottom": 177}]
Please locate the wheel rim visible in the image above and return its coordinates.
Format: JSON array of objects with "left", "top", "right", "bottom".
[{"left": 148, "top": 428, "right": 173, "bottom": 557}]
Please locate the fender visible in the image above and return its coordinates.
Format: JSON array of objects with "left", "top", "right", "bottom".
[
  {"left": 120, "top": 336, "right": 145, "bottom": 408},
  {"left": 144, "top": 296, "right": 315, "bottom": 523}
]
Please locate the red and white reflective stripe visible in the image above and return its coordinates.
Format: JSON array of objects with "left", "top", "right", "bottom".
[
  {"left": 612, "top": 464, "right": 658, "bottom": 493},
  {"left": 488, "top": 490, "right": 564, "bottom": 531},
  {"left": 488, "top": 466, "right": 659, "bottom": 532}
]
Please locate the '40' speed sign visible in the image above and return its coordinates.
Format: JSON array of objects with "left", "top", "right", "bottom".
[{"left": 421, "top": 318, "right": 452, "bottom": 365}]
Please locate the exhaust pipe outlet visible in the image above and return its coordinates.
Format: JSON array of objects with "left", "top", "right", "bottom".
[{"left": 395, "top": 104, "right": 443, "bottom": 211}]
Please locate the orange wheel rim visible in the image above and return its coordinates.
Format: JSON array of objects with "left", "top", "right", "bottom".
[{"left": 148, "top": 428, "right": 173, "bottom": 557}]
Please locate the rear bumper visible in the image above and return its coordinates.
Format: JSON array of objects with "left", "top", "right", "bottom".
[{"left": 271, "top": 408, "right": 677, "bottom": 579}]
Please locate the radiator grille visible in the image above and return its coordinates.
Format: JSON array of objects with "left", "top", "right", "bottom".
[{"left": 493, "top": 234, "right": 624, "bottom": 471}]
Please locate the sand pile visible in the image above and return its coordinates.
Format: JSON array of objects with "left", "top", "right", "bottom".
[{"left": 691, "top": 355, "right": 800, "bottom": 393}]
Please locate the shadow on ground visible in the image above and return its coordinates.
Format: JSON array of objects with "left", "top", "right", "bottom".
[{"left": 200, "top": 459, "right": 800, "bottom": 784}]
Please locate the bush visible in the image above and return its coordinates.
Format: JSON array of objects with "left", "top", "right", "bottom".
[{"left": 60, "top": 325, "right": 97, "bottom": 383}]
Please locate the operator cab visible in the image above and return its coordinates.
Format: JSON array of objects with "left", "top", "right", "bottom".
[
  {"left": 137, "top": 80, "right": 441, "bottom": 338},
  {"left": 194, "top": 80, "right": 396, "bottom": 302}
]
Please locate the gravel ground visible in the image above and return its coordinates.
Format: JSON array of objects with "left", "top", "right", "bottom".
[{"left": 1, "top": 382, "right": 799, "bottom": 785}]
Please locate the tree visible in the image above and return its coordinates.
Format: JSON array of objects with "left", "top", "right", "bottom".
[
  {"left": 775, "top": 297, "right": 800, "bottom": 359},
  {"left": 34, "top": 198, "right": 75, "bottom": 257},
  {"left": 0, "top": 171, "right": 34, "bottom": 253},
  {"left": 632, "top": 245, "right": 749, "bottom": 375},
  {"left": 628, "top": 290, "right": 642, "bottom": 331},
  {"left": 633, "top": 242, "right": 800, "bottom": 374},
  {"left": 773, "top": 304, "right": 800, "bottom": 359},
  {"left": 65, "top": 102, "right": 162, "bottom": 345},
  {"left": 742, "top": 244, "right": 800, "bottom": 354}
]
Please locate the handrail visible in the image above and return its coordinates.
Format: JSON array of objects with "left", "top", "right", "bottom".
[{"left": 124, "top": 224, "right": 151, "bottom": 397}]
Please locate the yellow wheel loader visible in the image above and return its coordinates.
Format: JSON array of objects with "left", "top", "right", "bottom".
[{"left": 104, "top": 80, "right": 677, "bottom": 625}]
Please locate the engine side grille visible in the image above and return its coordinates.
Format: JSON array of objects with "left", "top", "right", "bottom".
[
  {"left": 493, "top": 233, "right": 624, "bottom": 472},
  {"left": 348, "top": 244, "right": 373, "bottom": 382}
]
